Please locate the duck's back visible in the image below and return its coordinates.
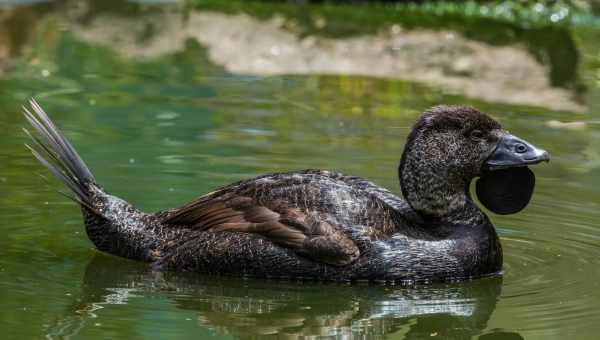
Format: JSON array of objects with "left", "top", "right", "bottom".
[{"left": 160, "top": 169, "right": 413, "bottom": 241}]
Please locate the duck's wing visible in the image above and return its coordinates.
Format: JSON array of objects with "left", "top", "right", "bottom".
[
  {"left": 159, "top": 194, "right": 360, "bottom": 266},
  {"left": 324, "top": 172, "right": 411, "bottom": 211}
]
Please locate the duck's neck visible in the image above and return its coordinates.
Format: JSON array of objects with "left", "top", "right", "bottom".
[{"left": 399, "top": 143, "right": 484, "bottom": 226}]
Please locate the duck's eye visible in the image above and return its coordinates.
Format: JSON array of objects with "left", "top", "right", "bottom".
[{"left": 470, "top": 129, "right": 485, "bottom": 141}]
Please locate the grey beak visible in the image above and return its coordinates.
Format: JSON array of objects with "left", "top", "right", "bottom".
[{"left": 484, "top": 134, "right": 549, "bottom": 170}]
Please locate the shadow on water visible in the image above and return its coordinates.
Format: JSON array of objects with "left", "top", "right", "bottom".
[{"left": 44, "top": 254, "right": 522, "bottom": 339}]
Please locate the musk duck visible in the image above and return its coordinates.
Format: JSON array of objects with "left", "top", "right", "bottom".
[{"left": 23, "top": 100, "right": 549, "bottom": 283}]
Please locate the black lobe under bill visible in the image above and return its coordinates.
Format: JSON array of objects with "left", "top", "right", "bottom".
[{"left": 476, "top": 166, "right": 535, "bottom": 215}]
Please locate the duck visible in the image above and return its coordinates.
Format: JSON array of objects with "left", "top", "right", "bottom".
[{"left": 23, "top": 100, "right": 549, "bottom": 283}]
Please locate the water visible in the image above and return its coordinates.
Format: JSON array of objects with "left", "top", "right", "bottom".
[{"left": 1, "top": 1, "right": 600, "bottom": 339}]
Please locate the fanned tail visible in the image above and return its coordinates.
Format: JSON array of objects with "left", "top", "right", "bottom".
[{"left": 23, "top": 99, "right": 97, "bottom": 207}]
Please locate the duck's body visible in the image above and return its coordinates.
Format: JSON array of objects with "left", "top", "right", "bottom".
[
  {"left": 85, "top": 169, "right": 501, "bottom": 282},
  {"left": 23, "top": 101, "right": 546, "bottom": 283}
]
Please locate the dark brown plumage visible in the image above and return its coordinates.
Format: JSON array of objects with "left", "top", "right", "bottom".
[{"left": 23, "top": 100, "right": 549, "bottom": 283}]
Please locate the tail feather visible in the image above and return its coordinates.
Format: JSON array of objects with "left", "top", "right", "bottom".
[{"left": 23, "top": 99, "right": 96, "bottom": 206}]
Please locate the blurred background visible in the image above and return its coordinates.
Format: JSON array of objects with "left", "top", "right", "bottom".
[{"left": 1, "top": 0, "right": 600, "bottom": 339}]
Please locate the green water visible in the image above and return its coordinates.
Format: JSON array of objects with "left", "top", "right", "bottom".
[{"left": 2, "top": 1, "right": 600, "bottom": 339}]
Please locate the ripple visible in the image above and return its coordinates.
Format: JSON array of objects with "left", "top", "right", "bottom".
[
  {"left": 496, "top": 197, "right": 600, "bottom": 336},
  {"left": 156, "top": 154, "right": 185, "bottom": 165}
]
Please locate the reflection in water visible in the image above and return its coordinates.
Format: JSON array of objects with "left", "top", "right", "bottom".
[
  {"left": 0, "top": 0, "right": 585, "bottom": 111},
  {"left": 46, "top": 254, "right": 513, "bottom": 339},
  {"left": 0, "top": 2, "right": 49, "bottom": 74}
]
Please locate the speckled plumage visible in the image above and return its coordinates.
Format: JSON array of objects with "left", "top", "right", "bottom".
[{"left": 25, "top": 101, "right": 513, "bottom": 284}]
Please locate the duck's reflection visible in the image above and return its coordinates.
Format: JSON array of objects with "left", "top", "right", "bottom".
[{"left": 48, "top": 254, "right": 515, "bottom": 339}]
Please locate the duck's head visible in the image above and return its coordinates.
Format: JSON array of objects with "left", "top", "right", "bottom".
[{"left": 399, "top": 106, "right": 549, "bottom": 219}]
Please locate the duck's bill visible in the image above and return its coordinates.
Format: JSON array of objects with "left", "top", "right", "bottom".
[
  {"left": 483, "top": 134, "right": 549, "bottom": 171},
  {"left": 476, "top": 134, "right": 549, "bottom": 215}
]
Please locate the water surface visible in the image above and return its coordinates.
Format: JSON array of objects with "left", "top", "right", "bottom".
[{"left": 1, "top": 1, "right": 600, "bottom": 339}]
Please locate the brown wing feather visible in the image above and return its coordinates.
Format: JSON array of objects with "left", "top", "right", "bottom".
[{"left": 160, "top": 194, "right": 359, "bottom": 266}]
